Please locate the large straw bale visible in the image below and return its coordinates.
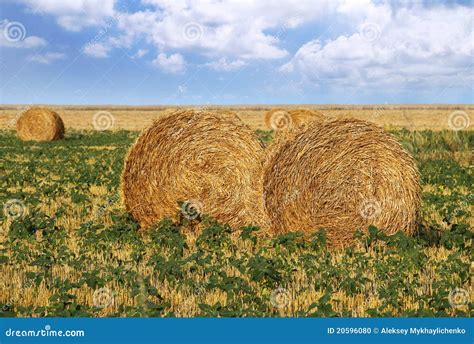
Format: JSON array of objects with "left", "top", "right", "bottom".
[
  {"left": 121, "top": 109, "right": 268, "bottom": 230},
  {"left": 263, "top": 118, "right": 421, "bottom": 247}
]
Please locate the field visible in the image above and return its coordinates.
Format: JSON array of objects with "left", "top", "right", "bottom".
[
  {"left": 0, "top": 105, "right": 472, "bottom": 317},
  {"left": 1, "top": 104, "right": 473, "bottom": 131}
]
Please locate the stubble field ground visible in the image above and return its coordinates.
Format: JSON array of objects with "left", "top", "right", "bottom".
[{"left": 0, "top": 105, "right": 472, "bottom": 317}]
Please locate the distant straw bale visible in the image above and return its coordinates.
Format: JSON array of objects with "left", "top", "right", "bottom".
[
  {"left": 16, "top": 107, "right": 65, "bottom": 141},
  {"left": 264, "top": 108, "right": 326, "bottom": 131}
]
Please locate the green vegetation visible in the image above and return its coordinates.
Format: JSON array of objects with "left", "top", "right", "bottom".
[{"left": 0, "top": 129, "right": 472, "bottom": 317}]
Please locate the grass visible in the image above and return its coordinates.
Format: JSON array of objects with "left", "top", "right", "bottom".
[{"left": 0, "top": 128, "right": 472, "bottom": 317}]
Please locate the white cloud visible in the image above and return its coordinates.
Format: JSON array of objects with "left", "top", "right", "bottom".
[
  {"left": 205, "top": 57, "right": 246, "bottom": 72},
  {"left": 111, "top": 0, "right": 330, "bottom": 60},
  {"left": 29, "top": 52, "right": 66, "bottom": 64},
  {"left": 8, "top": 1, "right": 342, "bottom": 63},
  {"left": 152, "top": 53, "right": 186, "bottom": 73},
  {"left": 132, "top": 49, "right": 148, "bottom": 59},
  {"left": 88, "top": 43, "right": 113, "bottom": 58},
  {"left": 0, "top": 35, "right": 46, "bottom": 49},
  {"left": 14, "top": 0, "right": 473, "bottom": 89},
  {"left": 20, "top": 0, "right": 117, "bottom": 31},
  {"left": 82, "top": 33, "right": 134, "bottom": 58},
  {"left": 83, "top": 42, "right": 113, "bottom": 58},
  {"left": 281, "top": 3, "right": 474, "bottom": 89},
  {"left": 0, "top": 19, "right": 46, "bottom": 48}
]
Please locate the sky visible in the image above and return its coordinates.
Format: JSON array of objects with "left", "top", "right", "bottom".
[{"left": 0, "top": 0, "right": 473, "bottom": 105}]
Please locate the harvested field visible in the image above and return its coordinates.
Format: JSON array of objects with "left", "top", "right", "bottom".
[
  {"left": 1, "top": 104, "right": 473, "bottom": 131},
  {"left": 0, "top": 120, "right": 472, "bottom": 317}
]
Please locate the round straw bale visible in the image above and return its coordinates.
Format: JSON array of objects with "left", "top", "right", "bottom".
[
  {"left": 264, "top": 109, "right": 327, "bottom": 170},
  {"left": 121, "top": 109, "right": 269, "bottom": 230},
  {"left": 264, "top": 108, "right": 325, "bottom": 131},
  {"left": 16, "top": 106, "right": 65, "bottom": 141},
  {"left": 263, "top": 118, "right": 421, "bottom": 247}
]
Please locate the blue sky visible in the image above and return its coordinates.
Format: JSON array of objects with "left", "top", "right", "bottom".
[{"left": 0, "top": 0, "right": 473, "bottom": 105}]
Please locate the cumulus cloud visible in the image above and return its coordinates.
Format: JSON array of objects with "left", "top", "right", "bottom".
[
  {"left": 205, "top": 57, "right": 247, "bottom": 72},
  {"left": 83, "top": 42, "right": 113, "bottom": 58},
  {"left": 280, "top": 2, "right": 474, "bottom": 89},
  {"left": 13, "top": 0, "right": 473, "bottom": 90},
  {"left": 82, "top": 33, "right": 133, "bottom": 59},
  {"left": 20, "top": 0, "right": 117, "bottom": 31},
  {"left": 28, "top": 52, "right": 66, "bottom": 64},
  {"left": 0, "top": 34, "right": 46, "bottom": 49},
  {"left": 110, "top": 0, "right": 330, "bottom": 60},
  {"left": 152, "top": 53, "right": 186, "bottom": 73},
  {"left": 132, "top": 49, "right": 148, "bottom": 59}
]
